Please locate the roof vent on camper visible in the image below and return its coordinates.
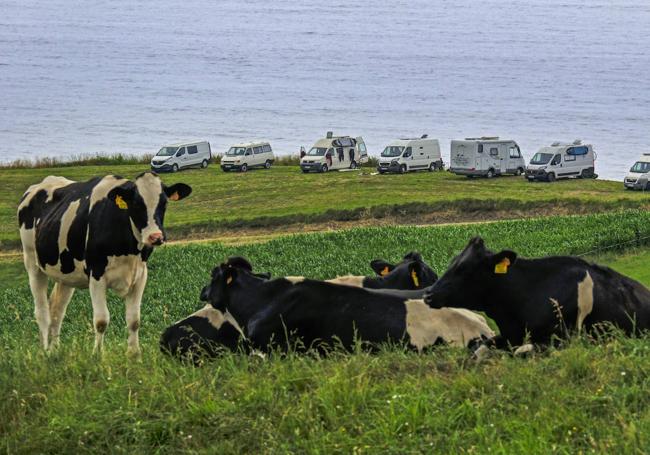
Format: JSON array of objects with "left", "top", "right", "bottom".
[
  {"left": 573, "top": 139, "right": 582, "bottom": 145},
  {"left": 326, "top": 131, "right": 333, "bottom": 139},
  {"left": 421, "top": 134, "right": 428, "bottom": 139},
  {"left": 551, "top": 141, "right": 561, "bottom": 146}
]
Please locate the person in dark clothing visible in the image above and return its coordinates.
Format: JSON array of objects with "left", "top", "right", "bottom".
[{"left": 349, "top": 148, "right": 354, "bottom": 163}]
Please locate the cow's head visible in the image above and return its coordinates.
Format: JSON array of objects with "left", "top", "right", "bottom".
[
  {"left": 423, "top": 237, "right": 517, "bottom": 311},
  {"left": 200, "top": 257, "right": 270, "bottom": 311},
  {"left": 109, "top": 172, "right": 191, "bottom": 247},
  {"left": 369, "top": 251, "right": 438, "bottom": 289}
]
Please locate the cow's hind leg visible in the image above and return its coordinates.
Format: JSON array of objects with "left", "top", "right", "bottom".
[
  {"left": 89, "top": 278, "right": 110, "bottom": 354},
  {"left": 48, "top": 283, "right": 75, "bottom": 349},
  {"left": 124, "top": 267, "right": 147, "bottom": 357},
  {"left": 26, "top": 265, "right": 50, "bottom": 350}
]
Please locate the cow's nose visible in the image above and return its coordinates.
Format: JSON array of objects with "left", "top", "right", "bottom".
[{"left": 149, "top": 232, "right": 164, "bottom": 245}]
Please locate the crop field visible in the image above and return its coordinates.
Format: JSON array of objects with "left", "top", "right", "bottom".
[
  {"left": 2, "top": 210, "right": 650, "bottom": 453},
  {"left": 2, "top": 164, "right": 648, "bottom": 250}
]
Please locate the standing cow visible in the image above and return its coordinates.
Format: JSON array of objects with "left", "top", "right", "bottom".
[
  {"left": 423, "top": 237, "right": 650, "bottom": 349},
  {"left": 18, "top": 172, "right": 191, "bottom": 355}
]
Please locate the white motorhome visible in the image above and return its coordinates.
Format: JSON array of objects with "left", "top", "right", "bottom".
[
  {"left": 377, "top": 136, "right": 443, "bottom": 174},
  {"left": 525, "top": 141, "right": 597, "bottom": 182},
  {"left": 624, "top": 153, "right": 650, "bottom": 190},
  {"left": 150, "top": 141, "right": 211, "bottom": 172},
  {"left": 220, "top": 141, "right": 275, "bottom": 172},
  {"left": 300, "top": 132, "right": 368, "bottom": 173},
  {"left": 449, "top": 137, "right": 525, "bottom": 178}
]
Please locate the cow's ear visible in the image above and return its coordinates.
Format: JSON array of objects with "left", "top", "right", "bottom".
[
  {"left": 164, "top": 183, "right": 192, "bottom": 201},
  {"left": 491, "top": 250, "right": 517, "bottom": 274},
  {"left": 109, "top": 184, "right": 135, "bottom": 210},
  {"left": 370, "top": 260, "right": 395, "bottom": 276}
]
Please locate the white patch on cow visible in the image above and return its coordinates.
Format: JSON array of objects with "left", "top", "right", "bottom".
[
  {"left": 103, "top": 255, "right": 148, "bottom": 297},
  {"left": 326, "top": 275, "right": 365, "bottom": 287},
  {"left": 89, "top": 175, "right": 128, "bottom": 209},
  {"left": 576, "top": 271, "right": 594, "bottom": 332},
  {"left": 134, "top": 173, "right": 164, "bottom": 242},
  {"left": 181, "top": 305, "right": 246, "bottom": 337},
  {"left": 514, "top": 343, "right": 535, "bottom": 357},
  {"left": 18, "top": 176, "right": 75, "bottom": 216},
  {"left": 403, "top": 299, "right": 495, "bottom": 352},
  {"left": 57, "top": 199, "right": 80, "bottom": 254},
  {"left": 285, "top": 276, "right": 306, "bottom": 284}
]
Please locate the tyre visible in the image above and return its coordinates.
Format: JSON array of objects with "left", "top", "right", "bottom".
[
  {"left": 320, "top": 164, "right": 328, "bottom": 173},
  {"left": 349, "top": 161, "right": 357, "bottom": 170},
  {"left": 428, "top": 162, "right": 436, "bottom": 172},
  {"left": 399, "top": 164, "right": 407, "bottom": 174},
  {"left": 264, "top": 160, "right": 272, "bottom": 169},
  {"left": 486, "top": 168, "right": 494, "bottom": 179},
  {"left": 378, "top": 170, "right": 385, "bottom": 174},
  {"left": 240, "top": 163, "right": 248, "bottom": 173},
  {"left": 172, "top": 164, "right": 179, "bottom": 173},
  {"left": 515, "top": 167, "right": 524, "bottom": 176},
  {"left": 201, "top": 159, "right": 208, "bottom": 169},
  {"left": 547, "top": 172, "right": 556, "bottom": 182}
]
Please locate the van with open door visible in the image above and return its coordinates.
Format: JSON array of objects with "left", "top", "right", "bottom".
[
  {"left": 300, "top": 132, "right": 368, "bottom": 173},
  {"left": 150, "top": 141, "right": 212, "bottom": 172},
  {"left": 377, "top": 135, "right": 443, "bottom": 174},
  {"left": 449, "top": 137, "right": 525, "bottom": 178},
  {"left": 624, "top": 153, "right": 650, "bottom": 190},
  {"left": 220, "top": 141, "right": 275, "bottom": 172},
  {"left": 525, "top": 140, "right": 597, "bottom": 182}
]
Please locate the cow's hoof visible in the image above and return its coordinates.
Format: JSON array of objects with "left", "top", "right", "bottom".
[
  {"left": 513, "top": 344, "right": 535, "bottom": 357},
  {"left": 127, "top": 347, "right": 142, "bottom": 360}
]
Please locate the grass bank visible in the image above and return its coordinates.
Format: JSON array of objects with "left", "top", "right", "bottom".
[
  {"left": 1, "top": 212, "right": 650, "bottom": 452},
  {"left": 2, "top": 164, "right": 648, "bottom": 251}
]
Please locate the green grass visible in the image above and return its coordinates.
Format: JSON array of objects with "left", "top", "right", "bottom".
[
  {"left": 2, "top": 212, "right": 650, "bottom": 453},
  {"left": 2, "top": 164, "right": 648, "bottom": 250}
]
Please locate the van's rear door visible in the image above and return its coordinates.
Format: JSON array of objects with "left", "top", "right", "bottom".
[{"left": 356, "top": 137, "right": 368, "bottom": 163}]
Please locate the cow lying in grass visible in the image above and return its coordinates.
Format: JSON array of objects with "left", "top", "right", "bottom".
[
  {"left": 161, "top": 257, "right": 493, "bottom": 360},
  {"left": 423, "top": 237, "right": 650, "bottom": 351}
]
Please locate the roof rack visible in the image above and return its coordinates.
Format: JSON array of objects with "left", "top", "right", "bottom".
[
  {"left": 464, "top": 136, "right": 500, "bottom": 141},
  {"left": 573, "top": 139, "right": 582, "bottom": 145}
]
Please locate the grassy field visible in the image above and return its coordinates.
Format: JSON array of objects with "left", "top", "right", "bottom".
[
  {"left": 2, "top": 164, "right": 648, "bottom": 250},
  {"left": 2, "top": 212, "right": 650, "bottom": 453}
]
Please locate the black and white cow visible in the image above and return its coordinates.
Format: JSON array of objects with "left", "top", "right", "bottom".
[
  {"left": 194, "top": 257, "right": 493, "bottom": 354},
  {"left": 423, "top": 237, "right": 650, "bottom": 349},
  {"left": 18, "top": 172, "right": 191, "bottom": 354}
]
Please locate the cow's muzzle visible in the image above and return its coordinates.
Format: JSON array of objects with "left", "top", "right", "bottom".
[
  {"left": 423, "top": 288, "right": 443, "bottom": 308},
  {"left": 148, "top": 232, "right": 164, "bottom": 246},
  {"left": 200, "top": 285, "right": 210, "bottom": 302}
]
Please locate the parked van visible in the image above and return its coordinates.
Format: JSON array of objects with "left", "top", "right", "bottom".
[
  {"left": 624, "top": 153, "right": 650, "bottom": 190},
  {"left": 150, "top": 141, "right": 211, "bottom": 172},
  {"left": 377, "top": 135, "right": 443, "bottom": 174},
  {"left": 220, "top": 141, "right": 275, "bottom": 172},
  {"left": 300, "top": 132, "right": 368, "bottom": 173},
  {"left": 449, "top": 137, "right": 525, "bottom": 178},
  {"left": 525, "top": 141, "right": 597, "bottom": 182}
]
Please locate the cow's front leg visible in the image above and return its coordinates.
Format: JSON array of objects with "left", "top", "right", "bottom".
[
  {"left": 89, "top": 277, "right": 110, "bottom": 354},
  {"left": 124, "top": 266, "right": 147, "bottom": 357}
]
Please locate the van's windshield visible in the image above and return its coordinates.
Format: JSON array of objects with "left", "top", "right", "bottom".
[
  {"left": 630, "top": 161, "right": 650, "bottom": 173},
  {"left": 307, "top": 147, "right": 328, "bottom": 156},
  {"left": 381, "top": 146, "right": 404, "bottom": 157},
  {"left": 226, "top": 147, "right": 246, "bottom": 156},
  {"left": 157, "top": 147, "right": 178, "bottom": 157},
  {"left": 530, "top": 152, "right": 553, "bottom": 165}
]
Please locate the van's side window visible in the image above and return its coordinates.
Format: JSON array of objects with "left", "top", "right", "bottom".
[
  {"left": 262, "top": 144, "right": 272, "bottom": 153},
  {"left": 358, "top": 143, "right": 367, "bottom": 155},
  {"left": 245, "top": 148, "right": 252, "bottom": 155},
  {"left": 567, "top": 146, "right": 588, "bottom": 156},
  {"left": 253, "top": 147, "right": 263, "bottom": 154},
  {"left": 188, "top": 146, "right": 198, "bottom": 155},
  {"left": 478, "top": 144, "right": 483, "bottom": 153},
  {"left": 565, "top": 154, "right": 576, "bottom": 162},
  {"left": 551, "top": 154, "right": 561, "bottom": 165},
  {"left": 176, "top": 147, "right": 186, "bottom": 156},
  {"left": 489, "top": 147, "right": 499, "bottom": 156},
  {"left": 509, "top": 146, "right": 521, "bottom": 158},
  {"left": 403, "top": 147, "right": 412, "bottom": 158}
]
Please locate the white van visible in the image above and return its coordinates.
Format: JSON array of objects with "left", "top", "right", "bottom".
[
  {"left": 624, "top": 153, "right": 650, "bottom": 190},
  {"left": 150, "top": 141, "right": 211, "bottom": 173},
  {"left": 450, "top": 137, "right": 525, "bottom": 178},
  {"left": 525, "top": 141, "right": 597, "bottom": 182},
  {"left": 220, "top": 141, "right": 275, "bottom": 172},
  {"left": 377, "top": 136, "right": 443, "bottom": 174},
  {"left": 300, "top": 132, "right": 368, "bottom": 173}
]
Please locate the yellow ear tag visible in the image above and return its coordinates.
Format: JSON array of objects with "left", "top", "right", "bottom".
[
  {"left": 226, "top": 276, "right": 233, "bottom": 285},
  {"left": 494, "top": 257, "right": 511, "bottom": 274},
  {"left": 411, "top": 270, "right": 420, "bottom": 287},
  {"left": 169, "top": 192, "right": 179, "bottom": 201},
  {"left": 115, "top": 195, "right": 128, "bottom": 210},
  {"left": 380, "top": 266, "right": 390, "bottom": 276}
]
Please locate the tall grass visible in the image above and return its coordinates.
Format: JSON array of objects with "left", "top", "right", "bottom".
[{"left": 1, "top": 153, "right": 154, "bottom": 169}]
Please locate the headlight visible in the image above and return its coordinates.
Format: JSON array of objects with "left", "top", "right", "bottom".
[
  {"left": 539, "top": 166, "right": 546, "bottom": 170},
  {"left": 235, "top": 159, "right": 240, "bottom": 163},
  {"left": 391, "top": 159, "right": 399, "bottom": 165}
]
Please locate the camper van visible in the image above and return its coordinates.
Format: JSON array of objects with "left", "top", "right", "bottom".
[
  {"left": 300, "top": 132, "right": 368, "bottom": 173},
  {"left": 220, "top": 141, "right": 275, "bottom": 172},
  {"left": 525, "top": 141, "right": 596, "bottom": 182},
  {"left": 449, "top": 137, "right": 525, "bottom": 178},
  {"left": 377, "top": 136, "right": 443, "bottom": 174},
  {"left": 624, "top": 153, "right": 650, "bottom": 190},
  {"left": 150, "top": 141, "right": 211, "bottom": 172}
]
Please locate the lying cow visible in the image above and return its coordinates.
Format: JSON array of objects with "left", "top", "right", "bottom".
[
  {"left": 423, "top": 237, "right": 650, "bottom": 349},
  {"left": 18, "top": 172, "right": 191, "bottom": 355},
  {"left": 192, "top": 257, "right": 493, "bottom": 355}
]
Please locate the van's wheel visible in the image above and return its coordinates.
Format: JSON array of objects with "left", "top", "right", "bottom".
[
  {"left": 240, "top": 163, "right": 248, "bottom": 173},
  {"left": 171, "top": 164, "right": 179, "bottom": 173},
  {"left": 264, "top": 160, "right": 272, "bottom": 169},
  {"left": 399, "top": 164, "right": 407, "bottom": 174},
  {"left": 428, "top": 162, "right": 436, "bottom": 171},
  {"left": 320, "top": 164, "right": 328, "bottom": 173},
  {"left": 486, "top": 168, "right": 494, "bottom": 179},
  {"left": 201, "top": 159, "right": 208, "bottom": 169},
  {"left": 349, "top": 161, "right": 357, "bottom": 170},
  {"left": 547, "top": 172, "right": 556, "bottom": 182},
  {"left": 515, "top": 167, "right": 524, "bottom": 176}
]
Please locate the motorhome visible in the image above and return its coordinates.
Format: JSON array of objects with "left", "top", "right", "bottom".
[
  {"left": 150, "top": 141, "right": 211, "bottom": 172},
  {"left": 624, "top": 153, "right": 650, "bottom": 190},
  {"left": 300, "top": 132, "right": 368, "bottom": 173},
  {"left": 377, "top": 136, "right": 443, "bottom": 174},
  {"left": 449, "top": 137, "right": 525, "bottom": 178},
  {"left": 525, "top": 141, "right": 597, "bottom": 182},
  {"left": 220, "top": 141, "right": 275, "bottom": 172}
]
